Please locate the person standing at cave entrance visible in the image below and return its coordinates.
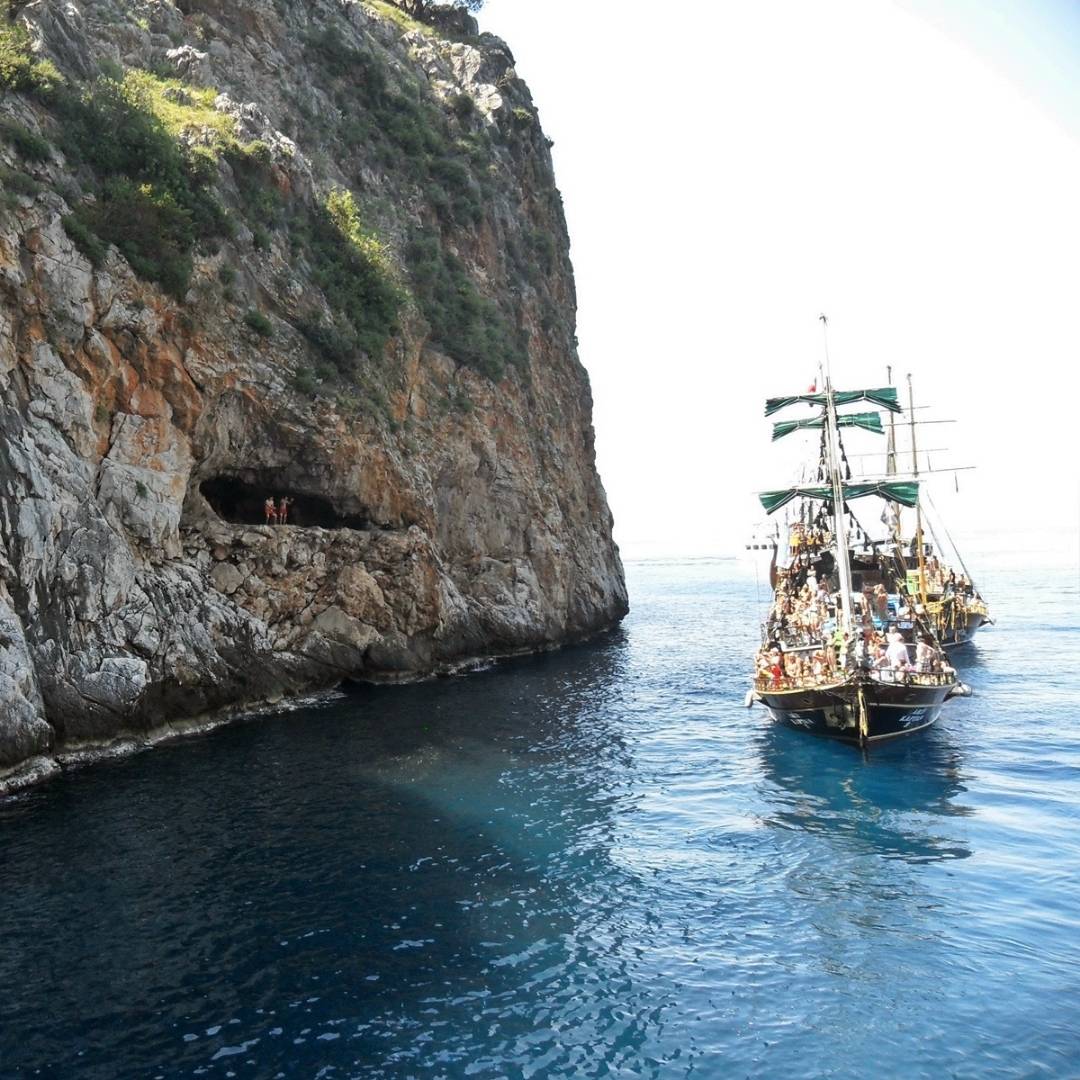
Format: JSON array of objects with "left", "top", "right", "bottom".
[
  {"left": 264, "top": 496, "right": 278, "bottom": 525},
  {"left": 279, "top": 496, "right": 291, "bottom": 525}
]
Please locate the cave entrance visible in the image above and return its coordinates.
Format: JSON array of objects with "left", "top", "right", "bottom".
[{"left": 199, "top": 476, "right": 371, "bottom": 530}]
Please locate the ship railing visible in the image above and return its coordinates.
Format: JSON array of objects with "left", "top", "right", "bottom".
[
  {"left": 754, "top": 669, "right": 955, "bottom": 692},
  {"left": 866, "top": 668, "right": 954, "bottom": 687},
  {"left": 754, "top": 674, "right": 836, "bottom": 692}
]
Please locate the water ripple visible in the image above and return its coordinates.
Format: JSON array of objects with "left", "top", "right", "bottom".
[{"left": 0, "top": 556, "right": 1078, "bottom": 1078}]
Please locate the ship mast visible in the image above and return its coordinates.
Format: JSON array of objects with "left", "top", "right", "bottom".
[
  {"left": 885, "top": 364, "right": 897, "bottom": 477},
  {"left": 907, "top": 373, "right": 928, "bottom": 607},
  {"left": 885, "top": 364, "right": 900, "bottom": 544},
  {"left": 820, "top": 318, "right": 855, "bottom": 642}
]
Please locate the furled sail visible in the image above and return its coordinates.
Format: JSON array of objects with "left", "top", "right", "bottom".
[
  {"left": 758, "top": 480, "right": 919, "bottom": 515},
  {"left": 764, "top": 387, "right": 901, "bottom": 417},
  {"left": 771, "top": 411, "right": 884, "bottom": 441}
]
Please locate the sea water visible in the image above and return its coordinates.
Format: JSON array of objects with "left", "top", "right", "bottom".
[{"left": 0, "top": 543, "right": 1078, "bottom": 1078}]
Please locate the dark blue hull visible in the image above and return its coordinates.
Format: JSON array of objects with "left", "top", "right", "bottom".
[{"left": 755, "top": 676, "right": 955, "bottom": 745}]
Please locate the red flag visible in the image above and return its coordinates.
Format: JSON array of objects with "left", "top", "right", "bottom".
[{"left": 808, "top": 381, "right": 817, "bottom": 393}]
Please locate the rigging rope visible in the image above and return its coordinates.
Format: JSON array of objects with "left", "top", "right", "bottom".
[{"left": 924, "top": 491, "right": 979, "bottom": 591}]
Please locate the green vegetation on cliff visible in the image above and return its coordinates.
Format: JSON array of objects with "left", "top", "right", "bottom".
[
  {"left": 0, "top": 116, "right": 49, "bottom": 160},
  {"left": 303, "top": 27, "right": 487, "bottom": 229},
  {"left": 407, "top": 234, "right": 524, "bottom": 380},
  {"left": 55, "top": 70, "right": 234, "bottom": 298},
  {"left": 385, "top": 0, "right": 484, "bottom": 20},
  {"left": 1, "top": 0, "right": 546, "bottom": 388},
  {"left": 302, "top": 20, "right": 524, "bottom": 378},
  {"left": 0, "top": 13, "right": 60, "bottom": 94},
  {"left": 295, "top": 187, "right": 403, "bottom": 365}
]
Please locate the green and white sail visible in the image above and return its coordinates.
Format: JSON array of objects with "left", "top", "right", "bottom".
[
  {"left": 764, "top": 387, "right": 901, "bottom": 417},
  {"left": 771, "top": 411, "right": 885, "bottom": 441},
  {"left": 758, "top": 480, "right": 920, "bottom": 515}
]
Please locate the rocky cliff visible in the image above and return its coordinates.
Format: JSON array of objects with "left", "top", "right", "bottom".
[{"left": 0, "top": 0, "right": 626, "bottom": 789}]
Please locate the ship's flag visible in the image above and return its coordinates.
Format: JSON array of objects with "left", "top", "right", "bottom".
[{"left": 807, "top": 380, "right": 817, "bottom": 393}]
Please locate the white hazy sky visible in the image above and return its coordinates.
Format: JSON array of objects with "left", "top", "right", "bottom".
[{"left": 478, "top": 0, "right": 1080, "bottom": 560}]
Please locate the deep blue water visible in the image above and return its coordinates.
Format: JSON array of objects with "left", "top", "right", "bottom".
[{"left": 1, "top": 553, "right": 1078, "bottom": 1079}]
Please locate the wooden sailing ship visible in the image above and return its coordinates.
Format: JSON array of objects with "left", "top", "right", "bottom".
[
  {"left": 747, "top": 332, "right": 971, "bottom": 746},
  {"left": 882, "top": 369, "right": 991, "bottom": 649}
]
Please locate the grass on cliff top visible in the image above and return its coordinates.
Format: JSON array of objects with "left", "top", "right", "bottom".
[
  {"left": 363, "top": 1, "right": 435, "bottom": 37},
  {"left": 364, "top": 0, "right": 483, "bottom": 45},
  {"left": 56, "top": 69, "right": 236, "bottom": 297}
]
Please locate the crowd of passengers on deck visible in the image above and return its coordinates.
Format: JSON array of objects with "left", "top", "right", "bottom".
[
  {"left": 921, "top": 554, "right": 981, "bottom": 600},
  {"left": 755, "top": 630, "right": 952, "bottom": 691},
  {"left": 756, "top": 557, "right": 953, "bottom": 691},
  {"left": 787, "top": 523, "right": 981, "bottom": 601}
]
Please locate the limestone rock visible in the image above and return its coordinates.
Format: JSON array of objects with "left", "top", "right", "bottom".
[
  {"left": 312, "top": 605, "right": 378, "bottom": 651},
  {"left": 0, "top": 586, "right": 51, "bottom": 768},
  {"left": 210, "top": 562, "right": 245, "bottom": 596},
  {"left": 0, "top": 0, "right": 627, "bottom": 783}
]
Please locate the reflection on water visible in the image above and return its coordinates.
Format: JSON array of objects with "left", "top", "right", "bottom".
[
  {"left": 756, "top": 722, "right": 974, "bottom": 863},
  {"left": 1, "top": 557, "right": 1078, "bottom": 1078}
]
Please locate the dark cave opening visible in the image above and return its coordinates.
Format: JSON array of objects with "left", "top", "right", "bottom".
[{"left": 199, "top": 476, "right": 372, "bottom": 531}]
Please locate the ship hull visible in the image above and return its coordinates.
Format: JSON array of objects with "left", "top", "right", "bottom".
[
  {"left": 755, "top": 677, "right": 955, "bottom": 744},
  {"left": 940, "top": 610, "right": 989, "bottom": 648}
]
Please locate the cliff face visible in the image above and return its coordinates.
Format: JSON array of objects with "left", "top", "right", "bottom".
[{"left": 0, "top": 0, "right": 627, "bottom": 786}]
